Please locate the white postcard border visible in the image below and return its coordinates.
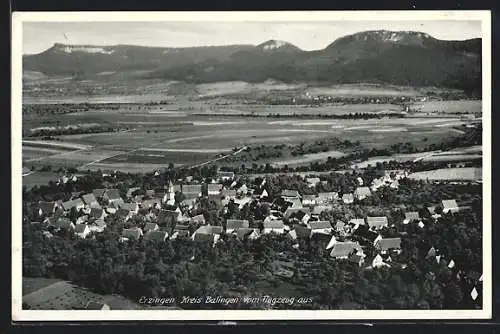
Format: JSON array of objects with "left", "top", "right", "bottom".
[{"left": 11, "top": 10, "right": 492, "bottom": 321}]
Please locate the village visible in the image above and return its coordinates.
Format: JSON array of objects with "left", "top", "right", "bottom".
[{"left": 22, "top": 157, "right": 484, "bottom": 310}]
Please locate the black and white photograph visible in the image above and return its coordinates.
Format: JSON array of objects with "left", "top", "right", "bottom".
[{"left": 11, "top": 11, "right": 491, "bottom": 321}]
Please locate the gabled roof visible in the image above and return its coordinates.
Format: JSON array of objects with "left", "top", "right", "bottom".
[
  {"left": 93, "top": 189, "right": 106, "bottom": 199},
  {"left": 442, "top": 199, "right": 459, "bottom": 209},
  {"left": 126, "top": 187, "right": 141, "bottom": 198},
  {"left": 221, "top": 189, "right": 237, "bottom": 198},
  {"left": 282, "top": 189, "right": 300, "bottom": 198},
  {"left": 93, "top": 219, "right": 106, "bottom": 228},
  {"left": 104, "top": 189, "right": 121, "bottom": 200},
  {"left": 208, "top": 183, "right": 223, "bottom": 192},
  {"left": 311, "top": 205, "right": 333, "bottom": 215},
  {"left": 317, "top": 192, "right": 338, "bottom": 200},
  {"left": 263, "top": 220, "right": 285, "bottom": 229},
  {"left": 349, "top": 218, "right": 365, "bottom": 226},
  {"left": 74, "top": 223, "right": 89, "bottom": 233},
  {"left": 330, "top": 241, "right": 362, "bottom": 258},
  {"left": 405, "top": 211, "right": 420, "bottom": 220},
  {"left": 309, "top": 221, "right": 332, "bottom": 230},
  {"left": 144, "top": 222, "right": 159, "bottom": 232},
  {"left": 366, "top": 216, "right": 388, "bottom": 228},
  {"left": 122, "top": 227, "right": 142, "bottom": 240},
  {"left": 144, "top": 230, "right": 168, "bottom": 243},
  {"left": 294, "top": 224, "right": 311, "bottom": 238},
  {"left": 182, "top": 184, "right": 202, "bottom": 194},
  {"left": 342, "top": 193, "right": 354, "bottom": 201},
  {"left": 118, "top": 202, "right": 138, "bottom": 212},
  {"left": 376, "top": 237, "right": 402, "bottom": 251},
  {"left": 81, "top": 193, "right": 97, "bottom": 205},
  {"left": 38, "top": 201, "right": 58, "bottom": 214},
  {"left": 226, "top": 219, "right": 250, "bottom": 230},
  {"left": 287, "top": 198, "right": 303, "bottom": 208},
  {"left": 190, "top": 214, "right": 205, "bottom": 224},
  {"left": 306, "top": 177, "right": 321, "bottom": 184},
  {"left": 236, "top": 227, "right": 257, "bottom": 239},
  {"left": 61, "top": 199, "right": 84, "bottom": 211},
  {"left": 54, "top": 217, "right": 74, "bottom": 229},
  {"left": 354, "top": 187, "right": 371, "bottom": 196},
  {"left": 89, "top": 208, "right": 105, "bottom": 219},
  {"left": 302, "top": 195, "right": 317, "bottom": 201}
]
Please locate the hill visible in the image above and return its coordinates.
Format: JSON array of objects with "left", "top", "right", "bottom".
[{"left": 23, "top": 30, "right": 482, "bottom": 94}]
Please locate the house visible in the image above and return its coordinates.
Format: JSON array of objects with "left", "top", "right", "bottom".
[
  {"left": 335, "top": 221, "right": 346, "bottom": 233},
  {"left": 262, "top": 220, "right": 285, "bottom": 234},
  {"left": 126, "top": 187, "right": 141, "bottom": 198},
  {"left": 330, "top": 241, "right": 363, "bottom": 259},
  {"left": 141, "top": 198, "right": 162, "bottom": 210},
  {"left": 52, "top": 217, "right": 75, "bottom": 231},
  {"left": 390, "top": 180, "right": 400, "bottom": 189},
  {"left": 103, "top": 189, "right": 122, "bottom": 204},
  {"left": 89, "top": 207, "right": 106, "bottom": 221},
  {"left": 182, "top": 184, "right": 202, "bottom": 198},
  {"left": 442, "top": 199, "right": 459, "bottom": 214},
  {"left": 311, "top": 205, "right": 333, "bottom": 216},
  {"left": 75, "top": 223, "right": 91, "bottom": 239},
  {"left": 190, "top": 214, "right": 206, "bottom": 225},
  {"left": 281, "top": 189, "right": 301, "bottom": 200},
  {"left": 371, "top": 178, "right": 384, "bottom": 191},
  {"left": 121, "top": 227, "right": 143, "bottom": 241},
  {"left": 92, "top": 189, "right": 106, "bottom": 200},
  {"left": 89, "top": 219, "right": 106, "bottom": 233},
  {"left": 159, "top": 209, "right": 180, "bottom": 225},
  {"left": 302, "top": 195, "right": 317, "bottom": 207},
  {"left": 221, "top": 189, "right": 237, "bottom": 199},
  {"left": 236, "top": 184, "right": 248, "bottom": 195},
  {"left": 118, "top": 202, "right": 139, "bottom": 215},
  {"left": 236, "top": 228, "right": 260, "bottom": 240},
  {"left": 342, "top": 193, "right": 354, "bottom": 204},
  {"left": 144, "top": 230, "right": 169, "bottom": 243},
  {"left": 61, "top": 198, "right": 85, "bottom": 212},
  {"left": 233, "top": 196, "right": 253, "bottom": 209},
  {"left": 181, "top": 197, "right": 197, "bottom": 209},
  {"left": 192, "top": 225, "right": 222, "bottom": 246},
  {"left": 352, "top": 225, "right": 382, "bottom": 245},
  {"left": 349, "top": 253, "right": 366, "bottom": 267},
  {"left": 354, "top": 187, "right": 371, "bottom": 200},
  {"left": 405, "top": 211, "right": 420, "bottom": 222},
  {"left": 144, "top": 222, "right": 159, "bottom": 232},
  {"left": 76, "top": 215, "right": 88, "bottom": 225},
  {"left": 325, "top": 235, "right": 337, "bottom": 250},
  {"left": 308, "top": 221, "right": 333, "bottom": 236},
  {"left": 111, "top": 198, "right": 125, "bottom": 209},
  {"left": 207, "top": 183, "right": 223, "bottom": 195},
  {"left": 217, "top": 170, "right": 235, "bottom": 181},
  {"left": 366, "top": 216, "right": 389, "bottom": 230},
  {"left": 372, "top": 254, "right": 391, "bottom": 268},
  {"left": 317, "top": 192, "right": 339, "bottom": 204},
  {"left": 81, "top": 193, "right": 100, "bottom": 209},
  {"left": 287, "top": 198, "right": 303, "bottom": 209},
  {"left": 259, "top": 189, "right": 269, "bottom": 199},
  {"left": 37, "top": 201, "right": 62, "bottom": 217},
  {"left": 226, "top": 219, "right": 250, "bottom": 234},
  {"left": 375, "top": 237, "right": 402, "bottom": 254},
  {"left": 306, "top": 177, "right": 321, "bottom": 187},
  {"left": 294, "top": 224, "right": 312, "bottom": 239},
  {"left": 85, "top": 301, "right": 110, "bottom": 310}
]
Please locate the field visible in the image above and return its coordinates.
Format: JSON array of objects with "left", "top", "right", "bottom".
[
  {"left": 22, "top": 277, "right": 145, "bottom": 310},
  {"left": 410, "top": 100, "right": 482, "bottom": 114},
  {"left": 21, "top": 96, "right": 481, "bottom": 179},
  {"left": 408, "top": 167, "right": 482, "bottom": 181}
]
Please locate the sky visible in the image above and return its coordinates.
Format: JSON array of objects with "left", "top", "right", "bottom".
[{"left": 22, "top": 20, "right": 482, "bottom": 55}]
